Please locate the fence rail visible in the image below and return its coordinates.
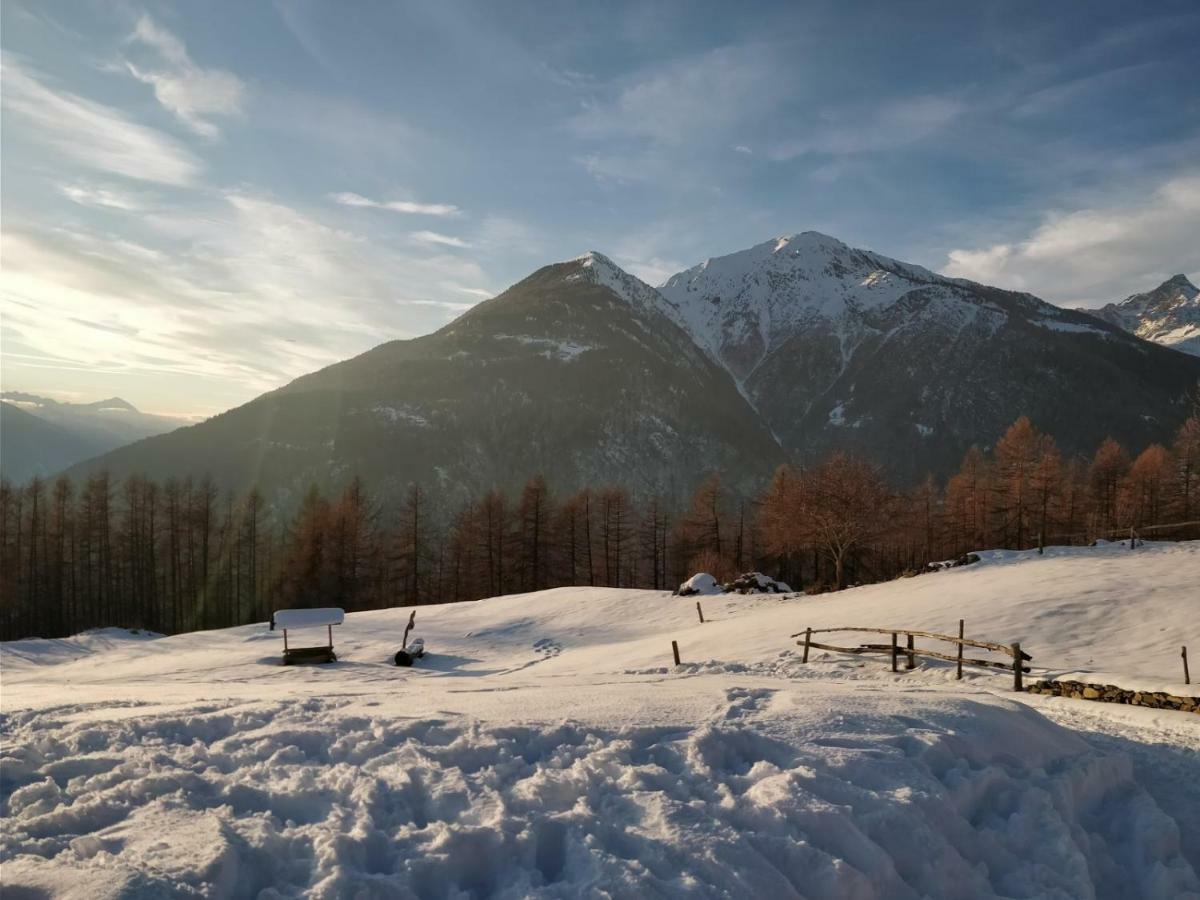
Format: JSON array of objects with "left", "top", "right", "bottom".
[
  {"left": 788, "top": 626, "right": 1031, "bottom": 659},
  {"left": 792, "top": 622, "right": 1030, "bottom": 690}
]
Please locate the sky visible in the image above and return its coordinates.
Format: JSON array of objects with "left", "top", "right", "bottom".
[{"left": 2, "top": 0, "right": 1198, "bottom": 418}]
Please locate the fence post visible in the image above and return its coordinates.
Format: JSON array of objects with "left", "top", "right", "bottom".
[
  {"left": 891, "top": 632, "right": 898, "bottom": 672},
  {"left": 1012, "top": 642, "right": 1023, "bottom": 692},
  {"left": 696, "top": 602, "right": 704, "bottom": 624},
  {"left": 672, "top": 640, "right": 681, "bottom": 666},
  {"left": 956, "top": 619, "right": 964, "bottom": 680},
  {"left": 802, "top": 627, "right": 812, "bottom": 663},
  {"left": 1184, "top": 646, "right": 1191, "bottom": 685},
  {"left": 906, "top": 634, "right": 915, "bottom": 670}
]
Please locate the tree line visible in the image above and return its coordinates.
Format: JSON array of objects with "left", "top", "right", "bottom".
[{"left": 2, "top": 407, "right": 1197, "bottom": 641}]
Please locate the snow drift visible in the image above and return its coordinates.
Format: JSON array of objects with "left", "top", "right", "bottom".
[{"left": 2, "top": 541, "right": 1198, "bottom": 897}]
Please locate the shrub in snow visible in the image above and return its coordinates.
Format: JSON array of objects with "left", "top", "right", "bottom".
[
  {"left": 724, "top": 572, "right": 792, "bottom": 594},
  {"left": 676, "top": 573, "right": 723, "bottom": 596}
]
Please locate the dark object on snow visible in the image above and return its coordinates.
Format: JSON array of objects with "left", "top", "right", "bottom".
[
  {"left": 395, "top": 637, "right": 425, "bottom": 667},
  {"left": 287, "top": 646, "right": 338, "bottom": 665},
  {"left": 403, "top": 610, "right": 416, "bottom": 649},
  {"left": 925, "top": 553, "right": 980, "bottom": 573},
  {"left": 274, "top": 607, "right": 344, "bottom": 665},
  {"left": 724, "top": 572, "right": 792, "bottom": 594}
]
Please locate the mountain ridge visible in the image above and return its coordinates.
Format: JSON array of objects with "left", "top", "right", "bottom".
[
  {"left": 59, "top": 236, "right": 1200, "bottom": 503},
  {"left": 1, "top": 392, "right": 183, "bottom": 482},
  {"left": 66, "top": 255, "right": 783, "bottom": 504},
  {"left": 1080, "top": 274, "right": 1200, "bottom": 357}
]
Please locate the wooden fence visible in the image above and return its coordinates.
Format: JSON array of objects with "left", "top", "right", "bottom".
[{"left": 789, "top": 621, "right": 1032, "bottom": 691}]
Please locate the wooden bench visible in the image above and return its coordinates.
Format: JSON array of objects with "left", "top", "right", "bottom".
[{"left": 272, "top": 607, "right": 345, "bottom": 665}]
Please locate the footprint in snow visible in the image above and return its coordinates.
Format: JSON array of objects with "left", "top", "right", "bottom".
[{"left": 721, "top": 687, "right": 775, "bottom": 720}]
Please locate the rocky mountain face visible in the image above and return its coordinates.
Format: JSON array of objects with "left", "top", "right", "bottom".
[
  {"left": 658, "top": 234, "right": 1200, "bottom": 481},
  {"left": 1081, "top": 275, "right": 1200, "bottom": 357},
  {"left": 63, "top": 236, "right": 1200, "bottom": 503},
  {"left": 0, "top": 393, "right": 181, "bottom": 482},
  {"left": 68, "top": 254, "right": 783, "bottom": 505}
]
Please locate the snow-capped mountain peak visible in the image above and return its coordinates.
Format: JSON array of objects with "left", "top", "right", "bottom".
[
  {"left": 563, "top": 250, "right": 683, "bottom": 323},
  {"left": 1083, "top": 274, "right": 1200, "bottom": 357},
  {"left": 657, "top": 232, "right": 963, "bottom": 383}
]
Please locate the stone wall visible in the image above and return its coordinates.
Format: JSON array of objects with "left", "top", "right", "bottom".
[{"left": 1026, "top": 679, "right": 1198, "bottom": 713}]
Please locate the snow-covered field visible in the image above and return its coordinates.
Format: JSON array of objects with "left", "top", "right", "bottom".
[{"left": 2, "top": 542, "right": 1198, "bottom": 898}]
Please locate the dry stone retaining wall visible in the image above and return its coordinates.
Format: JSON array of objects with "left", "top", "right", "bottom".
[{"left": 1027, "top": 679, "right": 1198, "bottom": 713}]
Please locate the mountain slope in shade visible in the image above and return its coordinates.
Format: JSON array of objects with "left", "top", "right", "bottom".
[
  {"left": 1, "top": 403, "right": 113, "bottom": 483},
  {"left": 68, "top": 254, "right": 783, "bottom": 505},
  {"left": 0, "top": 394, "right": 182, "bottom": 482},
  {"left": 1081, "top": 275, "right": 1200, "bottom": 357},
  {"left": 659, "top": 233, "right": 1200, "bottom": 481}
]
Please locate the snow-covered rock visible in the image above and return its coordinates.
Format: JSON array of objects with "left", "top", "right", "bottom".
[{"left": 676, "top": 572, "right": 723, "bottom": 596}]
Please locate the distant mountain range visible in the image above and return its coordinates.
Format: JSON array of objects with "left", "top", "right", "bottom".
[
  {"left": 1081, "top": 274, "right": 1200, "bottom": 357},
  {"left": 59, "top": 234, "right": 1200, "bottom": 503},
  {"left": 1, "top": 393, "right": 182, "bottom": 483}
]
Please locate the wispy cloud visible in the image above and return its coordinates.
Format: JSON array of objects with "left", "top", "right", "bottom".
[
  {"left": 569, "top": 45, "right": 777, "bottom": 145},
  {"left": 766, "top": 94, "right": 966, "bottom": 161},
  {"left": 411, "top": 230, "right": 470, "bottom": 248},
  {"left": 410, "top": 298, "right": 478, "bottom": 311},
  {"left": 1, "top": 193, "right": 494, "bottom": 412},
  {"left": 59, "top": 182, "right": 148, "bottom": 211},
  {"left": 0, "top": 60, "right": 203, "bottom": 185},
  {"left": 446, "top": 284, "right": 494, "bottom": 299},
  {"left": 123, "top": 15, "right": 246, "bottom": 139},
  {"left": 330, "top": 191, "right": 460, "bottom": 216},
  {"left": 941, "top": 173, "right": 1200, "bottom": 305}
]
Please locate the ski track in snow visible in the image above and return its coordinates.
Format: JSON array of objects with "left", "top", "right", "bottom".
[{"left": 2, "top": 542, "right": 1199, "bottom": 898}]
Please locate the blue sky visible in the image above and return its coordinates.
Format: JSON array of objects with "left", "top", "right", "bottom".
[{"left": 2, "top": 0, "right": 1198, "bottom": 416}]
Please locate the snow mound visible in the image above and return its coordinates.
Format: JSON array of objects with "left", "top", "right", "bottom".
[{"left": 677, "top": 572, "right": 723, "bottom": 596}]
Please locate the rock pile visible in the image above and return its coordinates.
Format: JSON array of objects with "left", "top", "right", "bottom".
[
  {"left": 1026, "top": 679, "right": 1198, "bottom": 713},
  {"left": 926, "top": 553, "right": 981, "bottom": 572},
  {"left": 724, "top": 572, "right": 793, "bottom": 594},
  {"left": 676, "top": 572, "right": 794, "bottom": 596}
]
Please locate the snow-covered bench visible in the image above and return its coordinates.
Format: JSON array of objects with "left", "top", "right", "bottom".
[{"left": 271, "top": 607, "right": 345, "bottom": 665}]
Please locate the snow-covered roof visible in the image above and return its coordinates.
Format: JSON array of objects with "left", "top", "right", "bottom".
[{"left": 274, "top": 607, "right": 345, "bottom": 629}]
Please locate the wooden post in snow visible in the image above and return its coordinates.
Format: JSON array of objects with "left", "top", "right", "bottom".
[
  {"left": 802, "top": 627, "right": 812, "bottom": 663},
  {"left": 956, "top": 619, "right": 964, "bottom": 680},
  {"left": 1184, "top": 646, "right": 1191, "bottom": 685},
  {"left": 906, "top": 634, "right": 916, "bottom": 670},
  {"left": 672, "top": 640, "right": 681, "bottom": 666},
  {"left": 891, "top": 632, "right": 898, "bottom": 673},
  {"left": 696, "top": 602, "right": 704, "bottom": 624},
  {"left": 1012, "top": 642, "right": 1023, "bottom": 692}
]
